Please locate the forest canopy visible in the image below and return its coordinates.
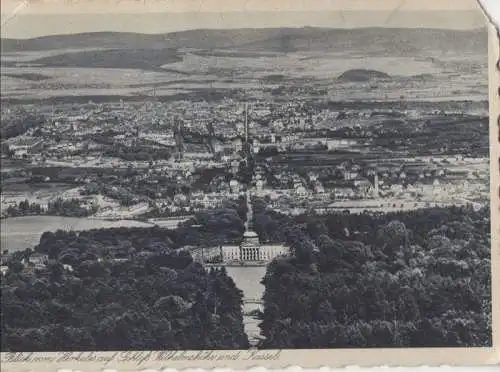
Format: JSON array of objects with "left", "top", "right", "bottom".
[
  {"left": 256, "top": 205, "right": 491, "bottom": 348},
  {"left": 1, "top": 207, "right": 250, "bottom": 351},
  {"left": 0, "top": 203, "right": 492, "bottom": 350}
]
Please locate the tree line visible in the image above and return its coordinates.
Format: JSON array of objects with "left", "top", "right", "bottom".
[
  {"left": 1, "top": 201, "right": 490, "bottom": 350},
  {"left": 256, "top": 205, "right": 491, "bottom": 348},
  {"left": 2, "top": 198, "right": 97, "bottom": 219},
  {"left": 1, "top": 205, "right": 251, "bottom": 351}
]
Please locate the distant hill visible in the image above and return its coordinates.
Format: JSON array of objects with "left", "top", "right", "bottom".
[
  {"left": 1, "top": 32, "right": 170, "bottom": 52},
  {"left": 11, "top": 48, "right": 182, "bottom": 71},
  {"left": 3, "top": 73, "right": 51, "bottom": 81},
  {"left": 412, "top": 73, "right": 436, "bottom": 80},
  {"left": 1, "top": 27, "right": 487, "bottom": 56},
  {"left": 337, "top": 69, "right": 390, "bottom": 82}
]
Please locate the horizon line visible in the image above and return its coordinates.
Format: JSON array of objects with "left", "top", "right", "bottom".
[
  {"left": 0, "top": 25, "right": 487, "bottom": 41},
  {"left": 1, "top": 8, "right": 486, "bottom": 39}
]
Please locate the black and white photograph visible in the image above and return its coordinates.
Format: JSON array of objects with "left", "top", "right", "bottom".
[{"left": 0, "top": 0, "right": 494, "bottom": 357}]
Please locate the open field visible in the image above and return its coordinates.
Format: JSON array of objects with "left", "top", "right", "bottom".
[{"left": 0, "top": 28, "right": 487, "bottom": 102}]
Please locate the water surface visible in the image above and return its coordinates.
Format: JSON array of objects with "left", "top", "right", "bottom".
[{"left": 1, "top": 216, "right": 152, "bottom": 252}]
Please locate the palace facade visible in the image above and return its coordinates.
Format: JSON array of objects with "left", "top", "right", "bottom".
[
  {"left": 220, "top": 231, "right": 288, "bottom": 263},
  {"left": 188, "top": 189, "right": 289, "bottom": 264}
]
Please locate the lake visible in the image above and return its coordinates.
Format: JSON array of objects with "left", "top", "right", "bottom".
[
  {"left": 226, "top": 266, "right": 267, "bottom": 305},
  {"left": 1, "top": 216, "right": 153, "bottom": 252},
  {"left": 225, "top": 266, "right": 267, "bottom": 345}
]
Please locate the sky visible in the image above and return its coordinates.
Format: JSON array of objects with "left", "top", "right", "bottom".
[{"left": 0, "top": 0, "right": 487, "bottom": 39}]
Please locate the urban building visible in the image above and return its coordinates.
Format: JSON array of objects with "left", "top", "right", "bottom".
[{"left": 220, "top": 190, "right": 289, "bottom": 263}]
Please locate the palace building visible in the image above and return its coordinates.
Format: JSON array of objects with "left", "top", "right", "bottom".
[
  {"left": 190, "top": 105, "right": 288, "bottom": 265},
  {"left": 189, "top": 189, "right": 289, "bottom": 264},
  {"left": 220, "top": 189, "right": 289, "bottom": 263},
  {"left": 239, "top": 230, "right": 261, "bottom": 261}
]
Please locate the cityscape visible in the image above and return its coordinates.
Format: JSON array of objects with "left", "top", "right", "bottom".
[
  {"left": 1, "top": 98, "right": 489, "bottom": 224},
  {"left": 0, "top": 9, "right": 492, "bottom": 352}
]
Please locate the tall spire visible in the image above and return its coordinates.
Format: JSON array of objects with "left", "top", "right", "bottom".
[{"left": 174, "top": 116, "right": 184, "bottom": 160}]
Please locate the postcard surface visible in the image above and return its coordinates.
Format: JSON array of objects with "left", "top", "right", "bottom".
[{"left": 0, "top": 0, "right": 498, "bottom": 370}]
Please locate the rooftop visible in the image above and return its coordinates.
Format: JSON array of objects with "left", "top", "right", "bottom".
[{"left": 243, "top": 231, "right": 259, "bottom": 238}]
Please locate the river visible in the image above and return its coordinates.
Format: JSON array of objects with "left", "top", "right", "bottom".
[{"left": 1, "top": 216, "right": 153, "bottom": 252}]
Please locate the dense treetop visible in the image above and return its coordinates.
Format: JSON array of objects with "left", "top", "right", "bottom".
[
  {"left": 1, "top": 206, "right": 250, "bottom": 351},
  {"left": 0, "top": 203, "right": 492, "bottom": 350},
  {"left": 256, "top": 205, "right": 491, "bottom": 348}
]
